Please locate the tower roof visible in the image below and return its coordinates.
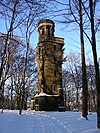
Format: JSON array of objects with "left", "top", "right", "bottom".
[{"left": 38, "top": 19, "right": 55, "bottom": 27}]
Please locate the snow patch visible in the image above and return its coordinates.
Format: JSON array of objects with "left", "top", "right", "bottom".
[{"left": 35, "top": 92, "right": 59, "bottom": 97}]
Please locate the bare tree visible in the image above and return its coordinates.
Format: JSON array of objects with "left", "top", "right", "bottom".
[
  {"left": 89, "top": 0, "right": 100, "bottom": 128},
  {"left": 54, "top": 0, "right": 100, "bottom": 127},
  {"left": 87, "top": 64, "right": 96, "bottom": 112},
  {"left": 58, "top": 0, "right": 88, "bottom": 119},
  {"left": 78, "top": 0, "right": 88, "bottom": 119},
  {"left": 0, "top": 0, "right": 50, "bottom": 113},
  {"left": 0, "top": 1, "right": 19, "bottom": 112}
]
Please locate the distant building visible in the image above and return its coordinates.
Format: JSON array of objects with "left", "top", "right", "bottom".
[{"left": 35, "top": 19, "right": 65, "bottom": 111}]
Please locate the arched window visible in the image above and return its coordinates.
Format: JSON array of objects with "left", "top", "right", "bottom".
[
  {"left": 47, "top": 26, "right": 50, "bottom": 37},
  {"left": 42, "top": 28, "right": 44, "bottom": 35}
]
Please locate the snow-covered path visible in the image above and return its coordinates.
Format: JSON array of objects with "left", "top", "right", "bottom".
[
  {"left": 0, "top": 110, "right": 100, "bottom": 133},
  {"left": 32, "top": 112, "right": 71, "bottom": 133}
]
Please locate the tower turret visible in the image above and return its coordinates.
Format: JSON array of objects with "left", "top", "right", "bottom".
[{"left": 38, "top": 19, "right": 55, "bottom": 41}]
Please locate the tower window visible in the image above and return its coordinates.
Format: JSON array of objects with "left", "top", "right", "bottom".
[
  {"left": 54, "top": 45, "right": 56, "bottom": 50},
  {"left": 47, "top": 26, "right": 50, "bottom": 37},
  {"left": 42, "top": 28, "right": 44, "bottom": 35},
  {"left": 54, "top": 70, "right": 56, "bottom": 77},
  {"left": 39, "top": 47, "right": 41, "bottom": 55},
  {"left": 54, "top": 57, "right": 56, "bottom": 64}
]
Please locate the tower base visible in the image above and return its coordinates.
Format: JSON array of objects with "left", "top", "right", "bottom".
[{"left": 35, "top": 92, "right": 65, "bottom": 111}]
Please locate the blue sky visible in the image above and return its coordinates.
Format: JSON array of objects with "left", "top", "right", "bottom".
[
  {"left": 0, "top": 0, "right": 100, "bottom": 64},
  {"left": 0, "top": 14, "right": 100, "bottom": 65}
]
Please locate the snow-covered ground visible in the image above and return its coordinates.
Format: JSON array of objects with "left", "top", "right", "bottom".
[{"left": 0, "top": 110, "right": 100, "bottom": 133}]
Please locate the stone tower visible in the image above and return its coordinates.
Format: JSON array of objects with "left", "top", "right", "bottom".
[{"left": 35, "top": 19, "right": 64, "bottom": 111}]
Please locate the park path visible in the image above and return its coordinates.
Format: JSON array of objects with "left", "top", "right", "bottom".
[{"left": 31, "top": 111, "right": 74, "bottom": 133}]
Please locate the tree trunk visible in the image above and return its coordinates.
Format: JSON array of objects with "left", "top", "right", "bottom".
[
  {"left": 89, "top": 0, "right": 100, "bottom": 128},
  {"left": 10, "top": 76, "right": 13, "bottom": 109},
  {"left": 79, "top": 0, "right": 88, "bottom": 119},
  {"left": 19, "top": 39, "right": 29, "bottom": 115},
  {"left": 1, "top": 82, "right": 5, "bottom": 113}
]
